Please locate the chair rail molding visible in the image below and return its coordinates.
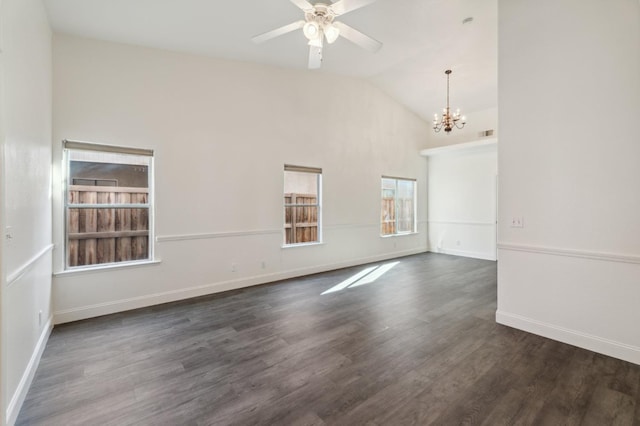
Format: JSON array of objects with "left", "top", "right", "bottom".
[{"left": 498, "top": 242, "right": 640, "bottom": 265}]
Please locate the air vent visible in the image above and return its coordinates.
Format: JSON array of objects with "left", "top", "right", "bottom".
[{"left": 479, "top": 129, "right": 494, "bottom": 137}]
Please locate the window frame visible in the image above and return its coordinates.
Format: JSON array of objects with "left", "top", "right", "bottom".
[
  {"left": 62, "top": 140, "right": 155, "bottom": 271},
  {"left": 283, "top": 165, "right": 323, "bottom": 247},
  {"left": 380, "top": 176, "right": 417, "bottom": 237}
]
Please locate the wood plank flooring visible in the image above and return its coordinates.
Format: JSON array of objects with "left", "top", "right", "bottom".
[{"left": 16, "top": 253, "right": 640, "bottom": 425}]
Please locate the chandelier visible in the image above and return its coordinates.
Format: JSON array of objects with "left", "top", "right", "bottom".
[{"left": 433, "top": 69, "right": 466, "bottom": 133}]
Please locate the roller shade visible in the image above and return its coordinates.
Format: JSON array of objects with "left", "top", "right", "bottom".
[
  {"left": 63, "top": 139, "right": 154, "bottom": 157},
  {"left": 285, "top": 164, "right": 322, "bottom": 174}
]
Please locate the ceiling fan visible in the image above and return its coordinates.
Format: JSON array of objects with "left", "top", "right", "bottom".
[{"left": 251, "top": 0, "right": 383, "bottom": 69}]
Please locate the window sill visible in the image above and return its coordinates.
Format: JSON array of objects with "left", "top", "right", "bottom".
[
  {"left": 380, "top": 232, "right": 419, "bottom": 238},
  {"left": 53, "top": 259, "right": 162, "bottom": 277},
  {"left": 282, "top": 242, "right": 325, "bottom": 249}
]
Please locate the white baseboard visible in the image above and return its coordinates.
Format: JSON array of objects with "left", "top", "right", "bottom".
[
  {"left": 6, "top": 316, "right": 53, "bottom": 426},
  {"left": 496, "top": 310, "right": 640, "bottom": 366},
  {"left": 54, "top": 247, "right": 428, "bottom": 324},
  {"left": 429, "top": 246, "right": 496, "bottom": 261}
]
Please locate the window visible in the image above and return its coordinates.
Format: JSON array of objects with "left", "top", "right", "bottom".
[
  {"left": 381, "top": 176, "right": 416, "bottom": 236},
  {"left": 284, "top": 165, "right": 322, "bottom": 245},
  {"left": 63, "top": 140, "right": 154, "bottom": 269}
]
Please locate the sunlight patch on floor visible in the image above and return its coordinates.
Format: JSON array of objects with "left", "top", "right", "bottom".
[{"left": 321, "top": 261, "right": 400, "bottom": 295}]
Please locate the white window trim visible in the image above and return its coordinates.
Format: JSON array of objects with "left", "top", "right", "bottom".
[
  {"left": 283, "top": 165, "right": 323, "bottom": 246},
  {"left": 62, "top": 140, "right": 156, "bottom": 271},
  {"left": 380, "top": 176, "right": 417, "bottom": 236}
]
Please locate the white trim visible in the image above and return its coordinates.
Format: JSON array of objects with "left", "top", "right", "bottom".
[
  {"left": 281, "top": 242, "right": 325, "bottom": 249},
  {"left": 496, "top": 310, "right": 640, "bottom": 366},
  {"left": 380, "top": 232, "right": 420, "bottom": 238},
  {"left": 156, "top": 229, "right": 281, "bottom": 243},
  {"left": 53, "top": 246, "right": 428, "bottom": 324},
  {"left": 428, "top": 220, "right": 495, "bottom": 226},
  {"left": 53, "top": 259, "right": 162, "bottom": 277},
  {"left": 429, "top": 246, "right": 496, "bottom": 261},
  {"left": 6, "top": 316, "right": 53, "bottom": 426},
  {"left": 420, "top": 138, "right": 497, "bottom": 157},
  {"left": 156, "top": 221, "right": 428, "bottom": 243},
  {"left": 498, "top": 242, "right": 640, "bottom": 265},
  {"left": 6, "top": 244, "right": 54, "bottom": 286},
  {"left": 324, "top": 223, "right": 379, "bottom": 230}
]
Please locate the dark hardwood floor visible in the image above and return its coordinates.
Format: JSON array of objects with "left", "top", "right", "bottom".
[{"left": 17, "top": 253, "right": 640, "bottom": 425}]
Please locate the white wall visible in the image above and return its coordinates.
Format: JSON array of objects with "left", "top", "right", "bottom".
[
  {"left": 497, "top": 0, "right": 640, "bottom": 364},
  {"left": 0, "top": 0, "right": 53, "bottom": 424},
  {"left": 51, "top": 34, "right": 430, "bottom": 323},
  {"left": 425, "top": 141, "right": 497, "bottom": 260}
]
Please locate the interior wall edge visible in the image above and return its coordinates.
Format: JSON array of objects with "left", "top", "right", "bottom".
[
  {"left": 428, "top": 246, "right": 496, "bottom": 262},
  {"left": 496, "top": 310, "right": 640, "bottom": 366},
  {"left": 53, "top": 246, "right": 428, "bottom": 325},
  {"left": 5, "top": 315, "right": 53, "bottom": 426}
]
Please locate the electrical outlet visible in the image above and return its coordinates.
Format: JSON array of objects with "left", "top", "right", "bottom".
[
  {"left": 231, "top": 263, "right": 238, "bottom": 272},
  {"left": 38, "top": 310, "right": 42, "bottom": 326},
  {"left": 261, "top": 261, "right": 266, "bottom": 269},
  {"left": 456, "top": 240, "right": 461, "bottom": 246},
  {"left": 510, "top": 216, "right": 524, "bottom": 228},
  {"left": 5, "top": 226, "right": 13, "bottom": 243}
]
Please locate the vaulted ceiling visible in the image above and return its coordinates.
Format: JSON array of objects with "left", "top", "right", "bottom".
[{"left": 43, "top": 0, "right": 497, "bottom": 122}]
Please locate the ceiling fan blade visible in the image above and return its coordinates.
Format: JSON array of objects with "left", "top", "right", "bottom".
[
  {"left": 251, "top": 20, "right": 305, "bottom": 44},
  {"left": 308, "top": 45, "right": 323, "bottom": 69},
  {"left": 329, "top": 0, "right": 377, "bottom": 16},
  {"left": 290, "top": 0, "right": 315, "bottom": 11},
  {"left": 333, "top": 21, "right": 382, "bottom": 52}
]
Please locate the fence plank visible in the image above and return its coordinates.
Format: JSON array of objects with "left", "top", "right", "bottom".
[
  {"left": 68, "top": 191, "right": 79, "bottom": 266},
  {"left": 116, "top": 192, "right": 132, "bottom": 262},
  {"left": 97, "top": 192, "right": 116, "bottom": 263},
  {"left": 291, "top": 194, "right": 297, "bottom": 244},
  {"left": 80, "top": 191, "right": 97, "bottom": 265},
  {"left": 132, "top": 193, "right": 148, "bottom": 260}
]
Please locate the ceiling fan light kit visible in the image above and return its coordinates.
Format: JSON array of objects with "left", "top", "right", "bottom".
[
  {"left": 433, "top": 69, "right": 466, "bottom": 133},
  {"left": 303, "top": 21, "right": 320, "bottom": 39},
  {"left": 324, "top": 23, "right": 340, "bottom": 44},
  {"left": 252, "top": 0, "right": 382, "bottom": 69}
]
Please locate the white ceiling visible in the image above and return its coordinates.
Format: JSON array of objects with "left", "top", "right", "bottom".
[{"left": 43, "top": 0, "right": 497, "bottom": 122}]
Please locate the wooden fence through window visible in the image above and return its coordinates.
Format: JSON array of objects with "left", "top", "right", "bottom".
[
  {"left": 68, "top": 185, "right": 149, "bottom": 267},
  {"left": 381, "top": 197, "right": 396, "bottom": 235},
  {"left": 284, "top": 193, "right": 318, "bottom": 244},
  {"left": 381, "top": 197, "right": 414, "bottom": 235}
]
